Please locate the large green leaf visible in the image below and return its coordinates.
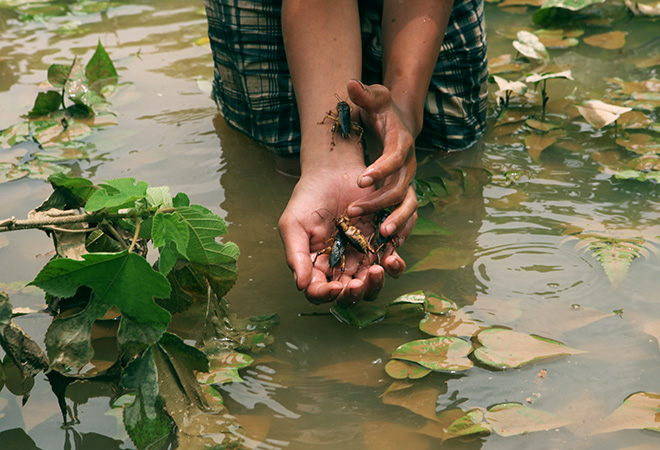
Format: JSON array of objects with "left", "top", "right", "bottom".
[
  {"left": 390, "top": 337, "right": 473, "bottom": 372},
  {"left": 473, "top": 328, "right": 586, "bottom": 369},
  {"left": 85, "top": 177, "right": 149, "bottom": 212},
  {"left": 29, "top": 251, "right": 171, "bottom": 329},
  {"left": 152, "top": 211, "right": 190, "bottom": 275},
  {"left": 28, "top": 90, "right": 63, "bottom": 117},
  {"left": 533, "top": 0, "right": 607, "bottom": 25},
  {"left": 37, "top": 172, "right": 95, "bottom": 211}
]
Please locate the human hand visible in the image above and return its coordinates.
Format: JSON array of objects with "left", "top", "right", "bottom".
[
  {"left": 345, "top": 79, "right": 419, "bottom": 246},
  {"left": 278, "top": 161, "right": 406, "bottom": 306}
]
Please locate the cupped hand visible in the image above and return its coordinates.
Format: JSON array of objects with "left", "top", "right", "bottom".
[
  {"left": 278, "top": 162, "right": 406, "bottom": 306},
  {"left": 345, "top": 79, "right": 419, "bottom": 242}
]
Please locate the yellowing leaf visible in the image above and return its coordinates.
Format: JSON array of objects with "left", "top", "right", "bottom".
[
  {"left": 391, "top": 336, "right": 473, "bottom": 372},
  {"left": 485, "top": 402, "right": 573, "bottom": 436},
  {"left": 408, "top": 247, "right": 475, "bottom": 273},
  {"left": 577, "top": 100, "right": 632, "bottom": 130},
  {"left": 594, "top": 392, "right": 660, "bottom": 434},
  {"left": 525, "top": 132, "right": 557, "bottom": 162},
  {"left": 419, "top": 310, "right": 485, "bottom": 337},
  {"left": 384, "top": 359, "right": 432, "bottom": 380},
  {"left": 474, "top": 328, "right": 586, "bottom": 369}
]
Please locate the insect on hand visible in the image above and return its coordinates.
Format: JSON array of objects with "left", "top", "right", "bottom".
[
  {"left": 318, "top": 94, "right": 364, "bottom": 148},
  {"left": 312, "top": 209, "right": 375, "bottom": 276},
  {"left": 369, "top": 210, "right": 400, "bottom": 263}
]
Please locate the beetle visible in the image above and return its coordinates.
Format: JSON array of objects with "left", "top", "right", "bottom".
[
  {"left": 318, "top": 94, "right": 364, "bottom": 148},
  {"left": 312, "top": 210, "right": 375, "bottom": 273},
  {"left": 370, "top": 210, "right": 400, "bottom": 261}
]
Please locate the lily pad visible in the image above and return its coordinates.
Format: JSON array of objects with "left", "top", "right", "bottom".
[
  {"left": 513, "top": 31, "right": 550, "bottom": 61},
  {"left": 390, "top": 336, "right": 473, "bottom": 373},
  {"left": 577, "top": 100, "right": 633, "bottom": 130},
  {"left": 485, "top": 402, "right": 573, "bottom": 436},
  {"left": 473, "top": 327, "right": 586, "bottom": 369},
  {"left": 384, "top": 359, "right": 432, "bottom": 380},
  {"left": 594, "top": 392, "right": 660, "bottom": 434},
  {"left": 584, "top": 31, "right": 627, "bottom": 50}
]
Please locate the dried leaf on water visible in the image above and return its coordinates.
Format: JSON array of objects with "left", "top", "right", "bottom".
[
  {"left": 594, "top": 392, "right": 660, "bottom": 434},
  {"left": 513, "top": 31, "right": 550, "bottom": 60},
  {"left": 419, "top": 310, "right": 485, "bottom": 338},
  {"left": 525, "top": 132, "right": 558, "bottom": 162},
  {"left": 473, "top": 327, "right": 586, "bottom": 369},
  {"left": 577, "top": 100, "right": 632, "bottom": 130},
  {"left": 584, "top": 31, "right": 627, "bottom": 49},
  {"left": 616, "top": 133, "right": 660, "bottom": 154},
  {"left": 408, "top": 247, "right": 475, "bottom": 273}
]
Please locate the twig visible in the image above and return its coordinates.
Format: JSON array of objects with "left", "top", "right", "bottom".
[
  {"left": 0, "top": 212, "right": 139, "bottom": 233},
  {"left": 99, "top": 222, "right": 128, "bottom": 251},
  {"left": 127, "top": 216, "right": 140, "bottom": 253}
]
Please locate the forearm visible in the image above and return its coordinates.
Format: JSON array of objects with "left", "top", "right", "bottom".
[
  {"left": 381, "top": 0, "right": 453, "bottom": 137},
  {"left": 281, "top": 0, "right": 364, "bottom": 174}
]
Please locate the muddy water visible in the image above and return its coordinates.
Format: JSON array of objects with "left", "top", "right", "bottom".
[{"left": 1, "top": 1, "right": 660, "bottom": 449}]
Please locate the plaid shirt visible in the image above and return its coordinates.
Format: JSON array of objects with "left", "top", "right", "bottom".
[{"left": 204, "top": 0, "right": 487, "bottom": 155}]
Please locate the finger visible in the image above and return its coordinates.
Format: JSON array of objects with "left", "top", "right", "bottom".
[
  {"left": 348, "top": 169, "right": 412, "bottom": 217},
  {"left": 362, "top": 264, "right": 385, "bottom": 302},
  {"left": 382, "top": 250, "right": 406, "bottom": 278},
  {"left": 380, "top": 185, "right": 418, "bottom": 238},
  {"left": 347, "top": 79, "right": 390, "bottom": 114},
  {"left": 336, "top": 278, "right": 365, "bottom": 307},
  {"left": 278, "top": 216, "right": 314, "bottom": 290},
  {"left": 305, "top": 268, "right": 343, "bottom": 305}
]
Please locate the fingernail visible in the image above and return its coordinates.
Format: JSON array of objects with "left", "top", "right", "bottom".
[
  {"left": 383, "top": 224, "right": 393, "bottom": 236},
  {"left": 359, "top": 175, "right": 373, "bottom": 187},
  {"left": 352, "top": 78, "right": 368, "bottom": 91},
  {"left": 348, "top": 206, "right": 363, "bottom": 217},
  {"left": 294, "top": 272, "right": 301, "bottom": 290}
]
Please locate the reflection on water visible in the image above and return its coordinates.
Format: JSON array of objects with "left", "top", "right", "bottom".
[{"left": 1, "top": 0, "right": 660, "bottom": 449}]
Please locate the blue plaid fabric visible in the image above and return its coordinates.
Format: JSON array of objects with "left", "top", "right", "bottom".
[{"left": 204, "top": 0, "right": 487, "bottom": 155}]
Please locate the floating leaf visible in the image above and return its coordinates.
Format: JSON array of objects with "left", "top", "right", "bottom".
[
  {"left": 85, "top": 40, "right": 118, "bottom": 96},
  {"left": 330, "top": 303, "right": 387, "bottom": 327},
  {"left": 534, "top": 28, "right": 581, "bottom": 48},
  {"left": 605, "top": 77, "right": 660, "bottom": 95},
  {"left": 594, "top": 392, "right": 660, "bottom": 434},
  {"left": 577, "top": 100, "right": 632, "bottom": 130},
  {"left": 584, "top": 31, "right": 626, "bottom": 50},
  {"left": 381, "top": 383, "right": 444, "bottom": 421},
  {"left": 513, "top": 31, "right": 549, "bottom": 61},
  {"left": 525, "top": 132, "right": 558, "bottom": 162},
  {"left": 580, "top": 235, "right": 649, "bottom": 286},
  {"left": 0, "top": 163, "right": 29, "bottom": 183},
  {"left": 488, "top": 54, "right": 528, "bottom": 74},
  {"left": 537, "top": 0, "right": 606, "bottom": 11},
  {"left": 197, "top": 351, "right": 253, "bottom": 385},
  {"left": 408, "top": 247, "right": 475, "bottom": 273},
  {"left": 28, "top": 91, "right": 62, "bottom": 117},
  {"left": 410, "top": 217, "right": 450, "bottom": 236},
  {"left": 391, "top": 336, "right": 473, "bottom": 372},
  {"left": 419, "top": 310, "right": 485, "bottom": 338},
  {"left": 485, "top": 402, "right": 573, "bottom": 436},
  {"left": 616, "top": 133, "right": 660, "bottom": 154},
  {"left": 384, "top": 359, "right": 432, "bottom": 380},
  {"left": 442, "top": 408, "right": 491, "bottom": 439},
  {"left": 473, "top": 327, "right": 586, "bottom": 369}
]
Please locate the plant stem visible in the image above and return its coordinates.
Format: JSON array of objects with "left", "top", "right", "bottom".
[{"left": 0, "top": 212, "right": 139, "bottom": 233}]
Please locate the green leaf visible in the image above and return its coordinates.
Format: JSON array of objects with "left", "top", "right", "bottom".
[
  {"left": 36, "top": 173, "right": 95, "bottom": 212},
  {"left": 485, "top": 402, "right": 573, "bottom": 436},
  {"left": 85, "top": 40, "right": 118, "bottom": 96},
  {"left": 85, "top": 177, "right": 149, "bottom": 212},
  {"left": 28, "top": 90, "right": 63, "bottom": 117},
  {"left": 47, "top": 63, "right": 71, "bottom": 88},
  {"left": 614, "top": 169, "right": 660, "bottom": 183},
  {"left": 443, "top": 408, "right": 491, "bottom": 439},
  {"left": 146, "top": 186, "right": 173, "bottom": 208},
  {"left": 172, "top": 205, "right": 239, "bottom": 298},
  {"left": 384, "top": 359, "right": 432, "bottom": 380},
  {"left": 391, "top": 337, "right": 473, "bottom": 372},
  {"left": 29, "top": 251, "right": 171, "bottom": 330},
  {"left": 410, "top": 217, "right": 451, "bottom": 236},
  {"left": 152, "top": 211, "right": 190, "bottom": 275},
  {"left": 595, "top": 392, "right": 660, "bottom": 434},
  {"left": 121, "top": 348, "right": 173, "bottom": 450},
  {"left": 473, "top": 328, "right": 586, "bottom": 369},
  {"left": 117, "top": 315, "right": 166, "bottom": 362},
  {"left": 330, "top": 303, "right": 387, "bottom": 327},
  {"left": 389, "top": 290, "right": 427, "bottom": 306}
]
